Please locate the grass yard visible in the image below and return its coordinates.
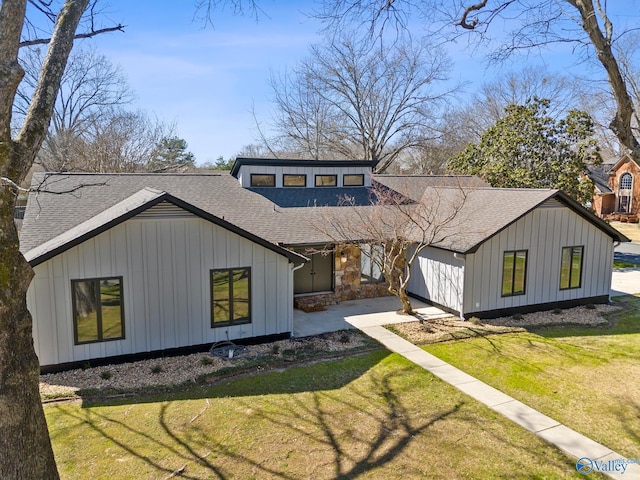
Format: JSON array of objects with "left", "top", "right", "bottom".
[
  {"left": 614, "top": 259, "right": 639, "bottom": 269},
  {"left": 425, "top": 295, "right": 640, "bottom": 460},
  {"left": 45, "top": 351, "right": 588, "bottom": 479}
]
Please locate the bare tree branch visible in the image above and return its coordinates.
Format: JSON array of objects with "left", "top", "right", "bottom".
[
  {"left": 457, "top": 0, "right": 488, "bottom": 29},
  {"left": 19, "top": 24, "right": 125, "bottom": 47}
]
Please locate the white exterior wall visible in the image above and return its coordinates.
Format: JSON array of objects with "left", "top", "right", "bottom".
[
  {"left": 237, "top": 164, "right": 372, "bottom": 188},
  {"left": 462, "top": 202, "right": 615, "bottom": 315},
  {"left": 406, "top": 246, "right": 465, "bottom": 314},
  {"left": 28, "top": 206, "right": 294, "bottom": 366}
]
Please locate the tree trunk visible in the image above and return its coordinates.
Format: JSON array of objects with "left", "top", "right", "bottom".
[
  {"left": 0, "top": 193, "right": 59, "bottom": 479},
  {"left": 397, "top": 287, "right": 414, "bottom": 315},
  {"left": 387, "top": 281, "right": 414, "bottom": 315}
]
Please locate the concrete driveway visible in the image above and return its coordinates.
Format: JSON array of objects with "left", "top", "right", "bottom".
[
  {"left": 611, "top": 269, "right": 640, "bottom": 296},
  {"left": 294, "top": 269, "right": 640, "bottom": 337},
  {"left": 293, "top": 296, "right": 450, "bottom": 337}
]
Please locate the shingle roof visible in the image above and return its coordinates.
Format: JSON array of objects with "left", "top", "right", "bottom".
[
  {"left": 373, "top": 175, "right": 489, "bottom": 202},
  {"left": 587, "top": 166, "right": 613, "bottom": 194},
  {"left": 20, "top": 172, "right": 628, "bottom": 265}
]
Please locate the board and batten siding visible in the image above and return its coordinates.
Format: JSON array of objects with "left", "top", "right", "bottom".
[
  {"left": 237, "top": 164, "right": 372, "bottom": 188},
  {"left": 406, "top": 246, "right": 465, "bottom": 314},
  {"left": 27, "top": 203, "right": 294, "bottom": 366},
  {"left": 462, "top": 201, "right": 614, "bottom": 315}
]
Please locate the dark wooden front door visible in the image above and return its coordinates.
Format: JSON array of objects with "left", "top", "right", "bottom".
[{"left": 294, "top": 249, "right": 333, "bottom": 294}]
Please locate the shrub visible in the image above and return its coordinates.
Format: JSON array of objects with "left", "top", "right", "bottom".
[
  {"left": 552, "top": 308, "right": 563, "bottom": 315},
  {"left": 511, "top": 313, "right": 523, "bottom": 321},
  {"left": 200, "top": 356, "right": 213, "bottom": 366},
  {"left": 468, "top": 316, "right": 481, "bottom": 325},
  {"left": 339, "top": 332, "right": 351, "bottom": 343},
  {"left": 585, "top": 304, "right": 596, "bottom": 310},
  {"left": 271, "top": 344, "right": 281, "bottom": 355},
  {"left": 150, "top": 364, "right": 163, "bottom": 374},
  {"left": 99, "top": 370, "right": 112, "bottom": 380}
]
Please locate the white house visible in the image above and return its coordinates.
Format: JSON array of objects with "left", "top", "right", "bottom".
[{"left": 20, "top": 158, "right": 629, "bottom": 370}]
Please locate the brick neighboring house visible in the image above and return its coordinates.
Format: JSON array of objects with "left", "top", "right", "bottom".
[{"left": 591, "top": 154, "right": 640, "bottom": 222}]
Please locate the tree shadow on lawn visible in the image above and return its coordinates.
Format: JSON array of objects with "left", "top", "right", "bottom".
[
  {"left": 52, "top": 361, "right": 470, "bottom": 480},
  {"left": 80, "top": 350, "right": 391, "bottom": 408}
]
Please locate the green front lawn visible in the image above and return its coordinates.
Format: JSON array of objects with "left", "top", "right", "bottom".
[
  {"left": 46, "top": 351, "right": 586, "bottom": 479},
  {"left": 425, "top": 295, "right": 640, "bottom": 459}
]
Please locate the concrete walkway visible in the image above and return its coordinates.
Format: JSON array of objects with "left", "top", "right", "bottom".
[{"left": 296, "top": 298, "right": 640, "bottom": 479}]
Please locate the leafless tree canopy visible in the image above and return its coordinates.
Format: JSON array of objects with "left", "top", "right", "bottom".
[
  {"left": 269, "top": 34, "right": 454, "bottom": 172},
  {"left": 15, "top": 45, "right": 134, "bottom": 135},
  {"left": 318, "top": 0, "right": 640, "bottom": 161}
]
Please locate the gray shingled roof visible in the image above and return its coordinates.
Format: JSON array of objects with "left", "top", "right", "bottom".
[
  {"left": 587, "top": 166, "right": 613, "bottom": 194},
  {"left": 374, "top": 175, "right": 489, "bottom": 202},
  {"left": 20, "top": 172, "right": 628, "bottom": 265}
]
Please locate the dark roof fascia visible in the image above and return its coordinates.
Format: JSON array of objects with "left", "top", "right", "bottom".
[
  {"left": 29, "top": 192, "right": 307, "bottom": 267},
  {"left": 461, "top": 190, "right": 629, "bottom": 254},
  {"left": 230, "top": 157, "right": 377, "bottom": 177}
]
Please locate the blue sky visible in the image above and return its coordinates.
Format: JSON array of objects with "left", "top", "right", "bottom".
[
  {"left": 85, "top": 1, "right": 638, "bottom": 165},
  {"left": 89, "top": 1, "right": 324, "bottom": 165}
]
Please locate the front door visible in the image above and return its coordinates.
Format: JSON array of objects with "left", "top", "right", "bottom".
[{"left": 294, "top": 248, "right": 333, "bottom": 294}]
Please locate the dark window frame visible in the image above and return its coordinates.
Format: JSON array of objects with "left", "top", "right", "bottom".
[
  {"left": 210, "top": 267, "right": 252, "bottom": 328},
  {"left": 501, "top": 250, "right": 528, "bottom": 297},
  {"left": 250, "top": 173, "right": 276, "bottom": 187},
  {"left": 559, "top": 246, "right": 584, "bottom": 290},
  {"left": 315, "top": 174, "right": 337, "bottom": 187},
  {"left": 283, "top": 174, "right": 307, "bottom": 187},
  {"left": 72, "top": 276, "right": 125, "bottom": 345},
  {"left": 344, "top": 174, "right": 365, "bottom": 187}
]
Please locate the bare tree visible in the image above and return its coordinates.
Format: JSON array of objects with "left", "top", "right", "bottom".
[
  {"left": 316, "top": 181, "right": 470, "bottom": 314},
  {"left": 72, "top": 110, "right": 176, "bottom": 172},
  {"left": 14, "top": 45, "right": 134, "bottom": 135},
  {"left": 319, "top": 0, "right": 640, "bottom": 162},
  {"left": 269, "top": 34, "right": 454, "bottom": 172},
  {"left": 0, "top": 1, "right": 122, "bottom": 477}
]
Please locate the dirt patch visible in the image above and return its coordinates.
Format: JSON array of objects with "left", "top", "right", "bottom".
[{"left": 389, "top": 317, "right": 524, "bottom": 345}]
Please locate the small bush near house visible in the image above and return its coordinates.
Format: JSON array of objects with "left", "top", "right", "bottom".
[
  {"left": 99, "top": 370, "right": 112, "bottom": 380},
  {"left": 468, "top": 317, "right": 481, "bottom": 325},
  {"left": 150, "top": 365, "right": 163, "bottom": 374},
  {"left": 339, "top": 332, "right": 351, "bottom": 343},
  {"left": 200, "top": 357, "right": 213, "bottom": 366},
  {"left": 271, "top": 344, "right": 281, "bottom": 355},
  {"left": 552, "top": 308, "right": 563, "bottom": 315},
  {"left": 511, "top": 313, "right": 523, "bottom": 321},
  {"left": 585, "top": 304, "right": 596, "bottom": 310}
]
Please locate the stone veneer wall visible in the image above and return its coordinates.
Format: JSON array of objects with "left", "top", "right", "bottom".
[{"left": 294, "top": 244, "right": 389, "bottom": 312}]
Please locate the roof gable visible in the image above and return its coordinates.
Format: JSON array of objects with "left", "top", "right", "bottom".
[
  {"left": 411, "top": 187, "right": 629, "bottom": 254},
  {"left": 608, "top": 154, "right": 640, "bottom": 174},
  {"left": 24, "top": 186, "right": 306, "bottom": 267}
]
